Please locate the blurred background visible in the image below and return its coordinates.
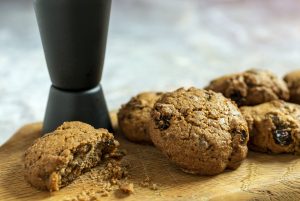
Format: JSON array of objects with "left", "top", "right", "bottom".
[{"left": 0, "top": 0, "right": 300, "bottom": 145}]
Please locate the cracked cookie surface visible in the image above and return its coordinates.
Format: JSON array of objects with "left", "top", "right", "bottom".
[
  {"left": 149, "top": 87, "right": 249, "bottom": 175},
  {"left": 284, "top": 70, "right": 300, "bottom": 104},
  {"left": 241, "top": 100, "right": 300, "bottom": 154},
  {"left": 118, "top": 92, "right": 162, "bottom": 144},
  {"left": 24, "top": 121, "right": 119, "bottom": 191},
  {"left": 205, "top": 69, "right": 289, "bottom": 106}
]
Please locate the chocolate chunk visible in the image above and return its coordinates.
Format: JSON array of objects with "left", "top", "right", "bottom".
[
  {"left": 273, "top": 129, "right": 292, "bottom": 146},
  {"left": 240, "top": 130, "right": 247, "bottom": 144},
  {"left": 155, "top": 114, "right": 172, "bottom": 131},
  {"left": 229, "top": 90, "right": 244, "bottom": 106},
  {"left": 230, "top": 129, "right": 247, "bottom": 144}
]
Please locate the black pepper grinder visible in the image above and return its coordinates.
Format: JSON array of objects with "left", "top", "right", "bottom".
[{"left": 34, "top": 0, "right": 112, "bottom": 134}]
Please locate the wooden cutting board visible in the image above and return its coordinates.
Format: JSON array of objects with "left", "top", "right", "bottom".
[{"left": 0, "top": 113, "right": 300, "bottom": 201}]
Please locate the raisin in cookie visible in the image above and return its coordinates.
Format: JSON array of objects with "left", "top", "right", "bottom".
[
  {"left": 118, "top": 92, "right": 162, "bottom": 143},
  {"left": 284, "top": 70, "right": 300, "bottom": 104},
  {"left": 24, "top": 121, "right": 119, "bottom": 191},
  {"left": 241, "top": 100, "right": 300, "bottom": 154},
  {"left": 149, "top": 87, "right": 249, "bottom": 175},
  {"left": 205, "top": 69, "right": 289, "bottom": 106}
]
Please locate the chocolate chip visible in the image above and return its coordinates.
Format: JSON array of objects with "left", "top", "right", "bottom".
[
  {"left": 102, "top": 139, "right": 117, "bottom": 153},
  {"left": 240, "top": 130, "right": 247, "bottom": 144},
  {"left": 268, "top": 114, "right": 293, "bottom": 146},
  {"left": 158, "top": 118, "right": 171, "bottom": 130},
  {"left": 155, "top": 114, "right": 172, "bottom": 131},
  {"left": 273, "top": 129, "right": 292, "bottom": 146},
  {"left": 230, "top": 129, "right": 247, "bottom": 144},
  {"left": 229, "top": 90, "right": 244, "bottom": 106},
  {"left": 104, "top": 139, "right": 114, "bottom": 147}
]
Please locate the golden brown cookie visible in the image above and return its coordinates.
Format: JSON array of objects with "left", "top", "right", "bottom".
[
  {"left": 24, "top": 122, "right": 119, "bottom": 191},
  {"left": 118, "top": 92, "right": 162, "bottom": 143},
  {"left": 205, "top": 69, "right": 289, "bottom": 106},
  {"left": 149, "top": 87, "right": 249, "bottom": 175},
  {"left": 284, "top": 70, "right": 300, "bottom": 104},
  {"left": 241, "top": 100, "right": 300, "bottom": 154}
]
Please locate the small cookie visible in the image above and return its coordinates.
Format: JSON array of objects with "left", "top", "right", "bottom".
[
  {"left": 241, "top": 100, "right": 300, "bottom": 154},
  {"left": 205, "top": 69, "right": 289, "bottom": 106},
  {"left": 149, "top": 87, "right": 249, "bottom": 175},
  {"left": 118, "top": 92, "right": 162, "bottom": 143},
  {"left": 284, "top": 70, "right": 300, "bottom": 104},
  {"left": 24, "top": 122, "right": 119, "bottom": 191}
]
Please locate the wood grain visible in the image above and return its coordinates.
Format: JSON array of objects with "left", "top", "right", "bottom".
[{"left": 0, "top": 113, "right": 300, "bottom": 201}]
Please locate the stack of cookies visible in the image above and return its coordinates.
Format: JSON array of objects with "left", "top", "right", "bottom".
[
  {"left": 118, "top": 69, "right": 300, "bottom": 176},
  {"left": 206, "top": 69, "right": 300, "bottom": 155},
  {"left": 24, "top": 68, "right": 300, "bottom": 192}
]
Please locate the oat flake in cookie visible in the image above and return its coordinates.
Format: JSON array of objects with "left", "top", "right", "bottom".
[
  {"left": 118, "top": 92, "right": 163, "bottom": 144},
  {"left": 241, "top": 100, "right": 300, "bottom": 154},
  {"left": 149, "top": 87, "right": 249, "bottom": 175},
  {"left": 24, "top": 122, "right": 119, "bottom": 191},
  {"left": 205, "top": 69, "right": 289, "bottom": 106}
]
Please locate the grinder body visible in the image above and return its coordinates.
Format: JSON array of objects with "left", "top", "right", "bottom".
[{"left": 34, "top": 0, "right": 112, "bottom": 134}]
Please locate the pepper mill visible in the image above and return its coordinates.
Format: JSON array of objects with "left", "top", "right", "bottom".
[{"left": 34, "top": 0, "right": 112, "bottom": 134}]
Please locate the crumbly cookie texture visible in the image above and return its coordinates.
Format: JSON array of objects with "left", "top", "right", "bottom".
[
  {"left": 118, "top": 92, "right": 163, "bottom": 144},
  {"left": 149, "top": 87, "right": 249, "bottom": 175},
  {"left": 205, "top": 69, "right": 289, "bottom": 106},
  {"left": 24, "top": 121, "right": 119, "bottom": 192},
  {"left": 240, "top": 100, "right": 300, "bottom": 154},
  {"left": 284, "top": 70, "right": 300, "bottom": 104}
]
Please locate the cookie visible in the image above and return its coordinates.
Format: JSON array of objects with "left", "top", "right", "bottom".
[
  {"left": 24, "top": 121, "right": 119, "bottom": 191},
  {"left": 118, "top": 92, "right": 162, "bottom": 143},
  {"left": 241, "top": 100, "right": 300, "bottom": 154},
  {"left": 284, "top": 70, "right": 300, "bottom": 104},
  {"left": 149, "top": 87, "right": 249, "bottom": 175},
  {"left": 205, "top": 69, "right": 289, "bottom": 106}
]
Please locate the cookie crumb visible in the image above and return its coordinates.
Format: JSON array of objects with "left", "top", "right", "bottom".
[
  {"left": 119, "top": 183, "right": 134, "bottom": 194},
  {"left": 63, "top": 159, "right": 129, "bottom": 201},
  {"left": 140, "top": 176, "right": 151, "bottom": 187},
  {"left": 100, "top": 191, "right": 109, "bottom": 197},
  {"left": 150, "top": 183, "right": 158, "bottom": 191}
]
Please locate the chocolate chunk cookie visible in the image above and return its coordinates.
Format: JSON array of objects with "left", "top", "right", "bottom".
[
  {"left": 24, "top": 122, "right": 119, "bottom": 191},
  {"left": 284, "top": 70, "right": 300, "bottom": 104},
  {"left": 241, "top": 100, "right": 300, "bottom": 154},
  {"left": 149, "top": 87, "right": 249, "bottom": 175},
  {"left": 118, "top": 92, "right": 162, "bottom": 143},
  {"left": 205, "top": 69, "right": 289, "bottom": 106}
]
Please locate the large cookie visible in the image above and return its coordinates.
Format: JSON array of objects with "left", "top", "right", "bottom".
[
  {"left": 24, "top": 122, "right": 119, "bottom": 191},
  {"left": 118, "top": 92, "right": 162, "bottom": 144},
  {"left": 284, "top": 70, "right": 300, "bottom": 104},
  {"left": 149, "top": 87, "right": 249, "bottom": 175},
  {"left": 205, "top": 69, "right": 289, "bottom": 106},
  {"left": 241, "top": 100, "right": 300, "bottom": 154}
]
